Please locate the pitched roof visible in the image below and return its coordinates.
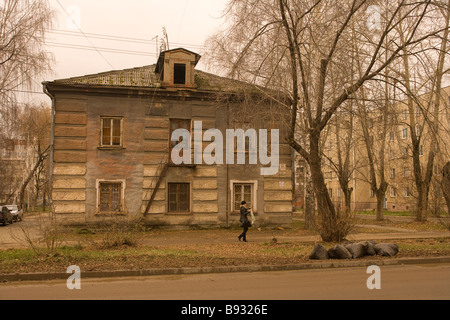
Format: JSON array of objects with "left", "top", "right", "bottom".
[
  {"left": 52, "top": 65, "right": 160, "bottom": 88},
  {"left": 50, "top": 64, "right": 258, "bottom": 94}
]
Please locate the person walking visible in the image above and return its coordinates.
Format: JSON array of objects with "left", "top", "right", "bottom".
[{"left": 238, "top": 201, "right": 252, "bottom": 242}]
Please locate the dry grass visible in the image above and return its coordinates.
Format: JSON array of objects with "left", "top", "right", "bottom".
[{"left": 1, "top": 212, "right": 449, "bottom": 275}]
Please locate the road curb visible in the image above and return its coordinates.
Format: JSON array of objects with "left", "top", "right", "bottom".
[{"left": 2, "top": 256, "right": 450, "bottom": 283}]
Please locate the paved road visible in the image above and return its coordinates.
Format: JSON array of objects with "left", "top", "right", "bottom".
[
  {"left": 0, "top": 213, "right": 49, "bottom": 249},
  {"left": 1, "top": 264, "right": 449, "bottom": 300}
]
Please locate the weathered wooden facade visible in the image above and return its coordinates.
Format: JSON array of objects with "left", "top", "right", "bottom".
[{"left": 43, "top": 48, "right": 294, "bottom": 227}]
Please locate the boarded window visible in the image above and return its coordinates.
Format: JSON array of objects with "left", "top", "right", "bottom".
[
  {"left": 168, "top": 183, "right": 190, "bottom": 213},
  {"left": 99, "top": 182, "right": 122, "bottom": 213},
  {"left": 233, "top": 183, "right": 253, "bottom": 211},
  {"left": 101, "top": 117, "right": 122, "bottom": 146},
  {"left": 174, "top": 63, "right": 186, "bottom": 85}
]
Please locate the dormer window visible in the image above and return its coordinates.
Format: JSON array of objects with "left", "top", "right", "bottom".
[
  {"left": 155, "top": 48, "right": 201, "bottom": 88},
  {"left": 174, "top": 63, "right": 186, "bottom": 85}
]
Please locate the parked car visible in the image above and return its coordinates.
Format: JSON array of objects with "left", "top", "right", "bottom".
[
  {"left": 6, "top": 205, "right": 23, "bottom": 222},
  {"left": 0, "top": 206, "right": 13, "bottom": 226}
]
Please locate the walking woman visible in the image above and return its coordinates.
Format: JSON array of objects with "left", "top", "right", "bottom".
[{"left": 238, "top": 201, "right": 252, "bottom": 242}]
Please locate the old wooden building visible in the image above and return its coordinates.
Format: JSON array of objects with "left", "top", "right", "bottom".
[{"left": 43, "top": 48, "right": 294, "bottom": 227}]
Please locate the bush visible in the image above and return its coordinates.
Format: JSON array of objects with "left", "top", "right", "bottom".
[
  {"left": 317, "top": 209, "right": 355, "bottom": 243},
  {"left": 95, "top": 216, "right": 145, "bottom": 249}
]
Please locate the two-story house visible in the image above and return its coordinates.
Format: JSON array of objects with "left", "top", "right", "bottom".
[{"left": 43, "top": 48, "right": 294, "bottom": 227}]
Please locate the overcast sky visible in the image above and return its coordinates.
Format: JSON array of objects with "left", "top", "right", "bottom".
[{"left": 25, "top": 0, "right": 229, "bottom": 105}]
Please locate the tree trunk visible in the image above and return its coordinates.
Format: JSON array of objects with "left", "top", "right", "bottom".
[
  {"left": 343, "top": 187, "right": 353, "bottom": 213},
  {"left": 376, "top": 195, "right": 384, "bottom": 221},
  {"left": 443, "top": 162, "right": 450, "bottom": 214},
  {"left": 375, "top": 181, "right": 388, "bottom": 221},
  {"left": 309, "top": 132, "right": 345, "bottom": 242},
  {"left": 416, "top": 184, "right": 429, "bottom": 222},
  {"left": 19, "top": 146, "right": 49, "bottom": 211},
  {"left": 304, "top": 165, "right": 316, "bottom": 230}
]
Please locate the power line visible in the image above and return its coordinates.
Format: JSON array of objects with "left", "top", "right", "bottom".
[
  {"left": 48, "top": 29, "right": 206, "bottom": 51},
  {"left": 1, "top": 89, "right": 46, "bottom": 95},
  {"left": 47, "top": 42, "right": 157, "bottom": 57},
  {"left": 50, "top": 29, "right": 158, "bottom": 45}
]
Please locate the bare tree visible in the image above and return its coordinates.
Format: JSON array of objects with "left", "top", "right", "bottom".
[
  {"left": 324, "top": 109, "right": 356, "bottom": 213},
  {"left": 354, "top": 84, "right": 392, "bottom": 221},
  {"left": 0, "top": 0, "right": 53, "bottom": 104},
  {"left": 0, "top": 104, "right": 51, "bottom": 209},
  {"left": 17, "top": 104, "right": 51, "bottom": 211},
  {"left": 353, "top": 29, "right": 395, "bottom": 221},
  {"left": 394, "top": 0, "right": 450, "bottom": 221},
  {"left": 207, "top": 0, "right": 444, "bottom": 241},
  {"left": 0, "top": 0, "right": 53, "bottom": 209}
]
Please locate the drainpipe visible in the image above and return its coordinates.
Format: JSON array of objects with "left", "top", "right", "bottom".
[{"left": 42, "top": 82, "right": 55, "bottom": 210}]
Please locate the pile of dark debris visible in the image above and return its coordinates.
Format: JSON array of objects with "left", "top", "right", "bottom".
[{"left": 309, "top": 241, "right": 399, "bottom": 260}]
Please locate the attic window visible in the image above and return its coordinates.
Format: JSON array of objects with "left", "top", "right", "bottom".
[{"left": 174, "top": 63, "right": 186, "bottom": 85}]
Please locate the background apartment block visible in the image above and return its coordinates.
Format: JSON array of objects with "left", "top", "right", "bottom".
[{"left": 314, "top": 86, "right": 450, "bottom": 213}]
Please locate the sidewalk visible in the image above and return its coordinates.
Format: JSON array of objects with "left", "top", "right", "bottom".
[{"left": 140, "top": 229, "right": 450, "bottom": 246}]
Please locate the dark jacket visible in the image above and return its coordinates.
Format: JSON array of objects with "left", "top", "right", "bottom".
[{"left": 240, "top": 206, "right": 251, "bottom": 228}]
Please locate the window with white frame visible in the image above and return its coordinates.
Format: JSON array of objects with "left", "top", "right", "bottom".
[
  {"left": 389, "top": 131, "right": 395, "bottom": 142},
  {"left": 401, "top": 110, "right": 408, "bottom": 120},
  {"left": 389, "top": 149, "right": 395, "bottom": 160},
  {"left": 101, "top": 117, "right": 123, "bottom": 147},
  {"left": 416, "top": 106, "right": 422, "bottom": 117},
  {"left": 98, "top": 181, "right": 124, "bottom": 213},
  {"left": 390, "top": 186, "right": 397, "bottom": 198},
  {"left": 390, "top": 168, "right": 396, "bottom": 179},
  {"left": 415, "top": 124, "right": 422, "bottom": 137},
  {"left": 402, "top": 147, "right": 409, "bottom": 157},
  {"left": 402, "top": 128, "right": 408, "bottom": 140},
  {"left": 232, "top": 181, "right": 256, "bottom": 212},
  {"left": 404, "top": 187, "right": 411, "bottom": 198}
]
